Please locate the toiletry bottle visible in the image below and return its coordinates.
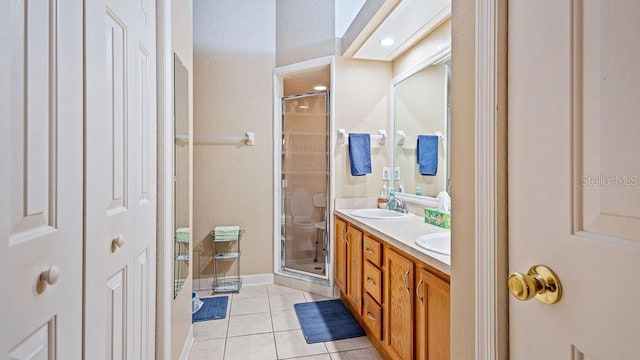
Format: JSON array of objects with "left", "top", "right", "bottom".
[
  {"left": 378, "top": 183, "right": 388, "bottom": 209},
  {"left": 416, "top": 186, "right": 422, "bottom": 196},
  {"left": 398, "top": 180, "right": 404, "bottom": 193},
  {"left": 387, "top": 187, "right": 396, "bottom": 211}
]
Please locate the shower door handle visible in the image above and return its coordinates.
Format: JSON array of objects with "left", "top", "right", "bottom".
[{"left": 323, "top": 230, "right": 329, "bottom": 259}]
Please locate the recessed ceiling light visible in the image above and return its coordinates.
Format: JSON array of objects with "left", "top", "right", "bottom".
[
  {"left": 380, "top": 38, "right": 395, "bottom": 46},
  {"left": 313, "top": 85, "right": 327, "bottom": 91}
]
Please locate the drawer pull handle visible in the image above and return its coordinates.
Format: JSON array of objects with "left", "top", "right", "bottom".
[
  {"left": 366, "top": 312, "right": 376, "bottom": 322},
  {"left": 367, "top": 278, "right": 376, "bottom": 286},
  {"left": 403, "top": 268, "right": 410, "bottom": 293},
  {"left": 416, "top": 276, "right": 424, "bottom": 304},
  {"left": 366, "top": 248, "right": 375, "bottom": 255}
]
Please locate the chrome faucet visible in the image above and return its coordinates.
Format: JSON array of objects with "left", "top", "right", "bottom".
[{"left": 388, "top": 197, "right": 408, "bottom": 214}]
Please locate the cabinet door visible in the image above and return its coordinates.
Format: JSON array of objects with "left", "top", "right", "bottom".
[
  {"left": 384, "top": 249, "right": 414, "bottom": 360},
  {"left": 416, "top": 268, "right": 450, "bottom": 360},
  {"left": 346, "top": 225, "right": 363, "bottom": 312},
  {"left": 334, "top": 217, "right": 347, "bottom": 294}
]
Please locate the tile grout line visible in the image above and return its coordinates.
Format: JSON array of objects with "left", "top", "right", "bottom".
[
  {"left": 222, "top": 293, "right": 233, "bottom": 360},
  {"left": 266, "top": 285, "right": 280, "bottom": 360}
]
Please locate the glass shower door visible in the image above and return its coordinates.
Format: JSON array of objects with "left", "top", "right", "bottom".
[{"left": 281, "top": 92, "right": 329, "bottom": 279}]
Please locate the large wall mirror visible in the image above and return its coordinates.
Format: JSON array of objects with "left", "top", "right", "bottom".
[
  {"left": 174, "top": 54, "right": 190, "bottom": 298},
  {"left": 391, "top": 48, "right": 451, "bottom": 202}
]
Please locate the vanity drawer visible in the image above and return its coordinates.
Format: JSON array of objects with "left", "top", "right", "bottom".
[
  {"left": 363, "top": 235, "right": 382, "bottom": 267},
  {"left": 363, "top": 261, "right": 382, "bottom": 304},
  {"left": 362, "top": 293, "right": 382, "bottom": 341}
]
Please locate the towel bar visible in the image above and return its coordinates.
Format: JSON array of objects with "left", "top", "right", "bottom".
[
  {"left": 396, "top": 130, "right": 444, "bottom": 145},
  {"left": 194, "top": 132, "right": 255, "bottom": 146},
  {"left": 337, "top": 129, "right": 386, "bottom": 146}
]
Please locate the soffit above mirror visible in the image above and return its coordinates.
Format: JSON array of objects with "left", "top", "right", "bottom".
[{"left": 342, "top": 0, "right": 451, "bottom": 61}]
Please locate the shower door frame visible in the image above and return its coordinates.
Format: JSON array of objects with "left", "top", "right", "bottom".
[
  {"left": 280, "top": 91, "right": 330, "bottom": 280},
  {"left": 273, "top": 56, "right": 336, "bottom": 285}
]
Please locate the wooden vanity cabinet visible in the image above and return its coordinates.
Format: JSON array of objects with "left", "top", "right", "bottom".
[
  {"left": 362, "top": 235, "right": 384, "bottom": 341},
  {"left": 384, "top": 249, "right": 415, "bottom": 360},
  {"left": 335, "top": 217, "right": 347, "bottom": 294},
  {"left": 345, "top": 225, "right": 363, "bottom": 312},
  {"left": 334, "top": 216, "right": 363, "bottom": 313},
  {"left": 334, "top": 215, "right": 450, "bottom": 360},
  {"left": 415, "top": 268, "right": 451, "bottom": 360}
]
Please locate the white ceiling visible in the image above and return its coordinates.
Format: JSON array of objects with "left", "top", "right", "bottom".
[
  {"left": 335, "top": 0, "right": 367, "bottom": 37},
  {"left": 353, "top": 0, "right": 451, "bottom": 61}
]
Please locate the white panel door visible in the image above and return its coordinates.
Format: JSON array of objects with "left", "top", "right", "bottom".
[
  {"left": 84, "top": 0, "right": 157, "bottom": 358},
  {"left": 509, "top": 0, "right": 640, "bottom": 358},
  {"left": 0, "top": 1, "right": 83, "bottom": 359}
]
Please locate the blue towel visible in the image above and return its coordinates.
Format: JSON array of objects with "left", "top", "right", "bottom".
[
  {"left": 417, "top": 135, "right": 438, "bottom": 175},
  {"left": 348, "top": 133, "right": 372, "bottom": 176}
]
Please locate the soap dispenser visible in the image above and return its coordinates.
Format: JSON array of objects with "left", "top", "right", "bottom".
[
  {"left": 378, "top": 182, "right": 388, "bottom": 209},
  {"left": 387, "top": 186, "right": 396, "bottom": 211}
]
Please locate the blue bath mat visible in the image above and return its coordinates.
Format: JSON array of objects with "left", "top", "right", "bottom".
[
  {"left": 192, "top": 296, "right": 229, "bottom": 322},
  {"left": 294, "top": 299, "right": 365, "bottom": 344}
]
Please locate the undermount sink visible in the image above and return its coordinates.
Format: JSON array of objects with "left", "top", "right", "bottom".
[
  {"left": 415, "top": 232, "right": 451, "bottom": 255},
  {"left": 350, "top": 208, "right": 412, "bottom": 220}
]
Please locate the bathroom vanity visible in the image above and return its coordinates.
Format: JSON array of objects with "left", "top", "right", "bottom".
[{"left": 334, "top": 210, "right": 450, "bottom": 360}]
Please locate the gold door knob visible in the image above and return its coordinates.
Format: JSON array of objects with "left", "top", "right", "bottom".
[{"left": 508, "top": 265, "right": 562, "bottom": 304}]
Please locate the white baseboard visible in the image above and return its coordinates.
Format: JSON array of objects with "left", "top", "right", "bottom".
[
  {"left": 194, "top": 273, "right": 274, "bottom": 291},
  {"left": 243, "top": 273, "right": 275, "bottom": 285},
  {"left": 178, "top": 325, "right": 194, "bottom": 360},
  {"left": 274, "top": 273, "right": 334, "bottom": 298}
]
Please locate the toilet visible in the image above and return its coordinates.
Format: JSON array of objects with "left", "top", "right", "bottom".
[{"left": 289, "top": 188, "right": 317, "bottom": 253}]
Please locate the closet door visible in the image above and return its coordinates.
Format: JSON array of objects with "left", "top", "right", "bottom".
[
  {"left": 0, "top": 1, "right": 83, "bottom": 358},
  {"left": 84, "top": 0, "right": 157, "bottom": 358}
]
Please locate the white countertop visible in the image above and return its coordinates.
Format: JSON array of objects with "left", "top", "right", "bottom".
[{"left": 335, "top": 208, "right": 451, "bottom": 276}]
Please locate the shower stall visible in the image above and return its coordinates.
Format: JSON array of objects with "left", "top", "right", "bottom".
[
  {"left": 273, "top": 58, "right": 334, "bottom": 287},
  {"left": 280, "top": 91, "right": 329, "bottom": 279}
]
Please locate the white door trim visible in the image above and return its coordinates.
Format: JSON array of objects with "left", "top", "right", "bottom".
[
  {"left": 157, "top": 0, "right": 173, "bottom": 358},
  {"left": 475, "top": 0, "right": 499, "bottom": 359}
]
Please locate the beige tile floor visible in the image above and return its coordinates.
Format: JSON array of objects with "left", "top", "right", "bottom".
[{"left": 191, "top": 284, "right": 382, "bottom": 360}]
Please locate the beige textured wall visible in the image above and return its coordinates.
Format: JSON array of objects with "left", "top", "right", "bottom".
[
  {"left": 334, "top": 57, "right": 392, "bottom": 198},
  {"left": 276, "top": 0, "right": 336, "bottom": 67},
  {"left": 275, "top": 0, "right": 391, "bottom": 199},
  {"left": 170, "top": 0, "right": 194, "bottom": 359},
  {"left": 193, "top": 0, "right": 276, "bottom": 279},
  {"left": 392, "top": 18, "right": 452, "bottom": 78},
  {"left": 450, "top": 0, "right": 475, "bottom": 359}
]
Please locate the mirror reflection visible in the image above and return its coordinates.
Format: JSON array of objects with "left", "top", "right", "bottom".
[
  {"left": 392, "top": 53, "right": 451, "bottom": 198},
  {"left": 174, "top": 54, "right": 190, "bottom": 298}
]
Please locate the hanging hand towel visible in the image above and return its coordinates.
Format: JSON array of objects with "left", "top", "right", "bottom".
[
  {"left": 416, "top": 135, "right": 439, "bottom": 176},
  {"left": 348, "top": 133, "right": 372, "bottom": 176}
]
